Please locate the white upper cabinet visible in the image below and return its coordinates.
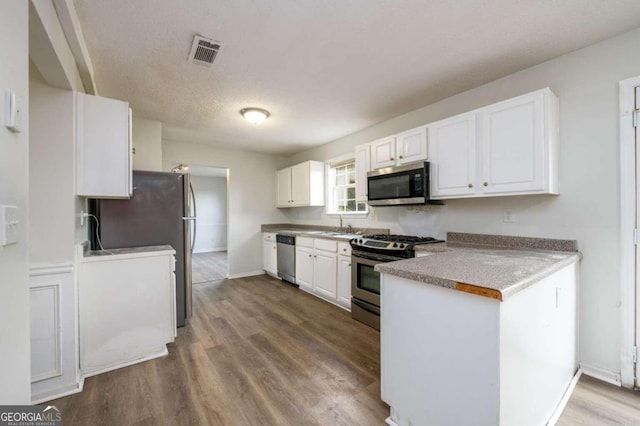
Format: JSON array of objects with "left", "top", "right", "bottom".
[
  {"left": 396, "top": 126, "right": 428, "bottom": 165},
  {"left": 371, "top": 128, "right": 428, "bottom": 170},
  {"left": 76, "top": 92, "right": 132, "bottom": 198},
  {"left": 276, "top": 161, "right": 325, "bottom": 208},
  {"left": 428, "top": 113, "right": 478, "bottom": 198},
  {"left": 355, "top": 143, "right": 371, "bottom": 201},
  {"left": 371, "top": 137, "right": 397, "bottom": 169},
  {"left": 481, "top": 90, "right": 555, "bottom": 195},
  {"left": 276, "top": 168, "right": 292, "bottom": 207},
  {"left": 429, "top": 88, "right": 558, "bottom": 199}
]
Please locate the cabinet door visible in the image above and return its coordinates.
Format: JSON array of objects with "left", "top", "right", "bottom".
[
  {"left": 76, "top": 93, "right": 131, "bottom": 198},
  {"left": 355, "top": 144, "right": 371, "bottom": 200},
  {"left": 295, "top": 247, "right": 314, "bottom": 291},
  {"left": 313, "top": 250, "right": 337, "bottom": 300},
  {"left": 263, "top": 241, "right": 277, "bottom": 274},
  {"left": 397, "top": 126, "right": 428, "bottom": 165},
  {"left": 337, "top": 255, "right": 352, "bottom": 308},
  {"left": 276, "top": 168, "right": 292, "bottom": 207},
  {"left": 291, "top": 162, "right": 310, "bottom": 205},
  {"left": 428, "top": 113, "right": 478, "bottom": 199},
  {"left": 371, "top": 137, "right": 397, "bottom": 169},
  {"left": 481, "top": 92, "right": 545, "bottom": 194}
]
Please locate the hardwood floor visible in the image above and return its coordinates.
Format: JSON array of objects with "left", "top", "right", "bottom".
[
  {"left": 557, "top": 374, "right": 640, "bottom": 425},
  {"left": 53, "top": 275, "right": 388, "bottom": 425},
  {"left": 52, "top": 273, "right": 640, "bottom": 425},
  {"left": 192, "top": 251, "right": 228, "bottom": 283}
]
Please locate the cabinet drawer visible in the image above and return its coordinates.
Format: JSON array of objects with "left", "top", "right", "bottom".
[
  {"left": 263, "top": 232, "right": 277, "bottom": 242},
  {"left": 314, "top": 238, "right": 337, "bottom": 252},
  {"left": 297, "top": 237, "right": 314, "bottom": 248},
  {"left": 338, "top": 242, "right": 352, "bottom": 256}
]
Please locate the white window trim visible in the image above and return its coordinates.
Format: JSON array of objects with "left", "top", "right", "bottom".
[{"left": 325, "top": 154, "right": 370, "bottom": 216}]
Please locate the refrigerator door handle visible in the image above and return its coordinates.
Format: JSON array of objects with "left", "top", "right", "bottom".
[
  {"left": 182, "top": 217, "right": 197, "bottom": 220},
  {"left": 189, "top": 182, "right": 196, "bottom": 254}
]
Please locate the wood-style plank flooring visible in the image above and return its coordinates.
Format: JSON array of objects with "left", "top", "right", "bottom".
[
  {"left": 558, "top": 374, "right": 640, "bottom": 425},
  {"left": 53, "top": 275, "right": 388, "bottom": 425},
  {"left": 192, "top": 251, "right": 228, "bottom": 283}
]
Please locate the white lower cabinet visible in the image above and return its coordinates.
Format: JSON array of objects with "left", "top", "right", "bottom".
[
  {"left": 337, "top": 254, "right": 352, "bottom": 308},
  {"left": 295, "top": 237, "right": 350, "bottom": 310},
  {"left": 295, "top": 246, "right": 314, "bottom": 292},
  {"left": 79, "top": 249, "right": 176, "bottom": 377},
  {"left": 262, "top": 233, "right": 278, "bottom": 276}
]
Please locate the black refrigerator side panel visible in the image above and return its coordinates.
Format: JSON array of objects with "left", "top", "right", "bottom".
[{"left": 95, "top": 171, "right": 187, "bottom": 327}]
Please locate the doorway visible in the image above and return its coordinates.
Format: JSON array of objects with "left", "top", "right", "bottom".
[
  {"left": 620, "top": 76, "right": 640, "bottom": 389},
  {"left": 188, "top": 165, "right": 229, "bottom": 283}
]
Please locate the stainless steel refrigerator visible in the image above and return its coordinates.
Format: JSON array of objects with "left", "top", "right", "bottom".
[{"left": 91, "top": 170, "right": 195, "bottom": 327}]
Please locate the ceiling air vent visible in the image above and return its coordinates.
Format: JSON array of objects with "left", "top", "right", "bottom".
[{"left": 188, "top": 35, "right": 223, "bottom": 67}]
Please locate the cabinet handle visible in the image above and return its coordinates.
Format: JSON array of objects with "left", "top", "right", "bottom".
[
  {"left": 308, "top": 254, "right": 312, "bottom": 258},
  {"left": 390, "top": 157, "right": 394, "bottom": 161},
  {"left": 483, "top": 182, "right": 488, "bottom": 187},
  {"left": 468, "top": 183, "right": 473, "bottom": 188},
  {"left": 348, "top": 263, "right": 351, "bottom": 267},
  {"left": 399, "top": 155, "right": 403, "bottom": 159}
]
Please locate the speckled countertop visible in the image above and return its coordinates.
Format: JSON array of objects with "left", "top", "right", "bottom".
[
  {"left": 83, "top": 245, "right": 175, "bottom": 260},
  {"left": 376, "top": 233, "right": 580, "bottom": 301}
]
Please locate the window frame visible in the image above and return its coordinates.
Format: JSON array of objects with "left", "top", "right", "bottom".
[{"left": 325, "top": 155, "right": 369, "bottom": 217}]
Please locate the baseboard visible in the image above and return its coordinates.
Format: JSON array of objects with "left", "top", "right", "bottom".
[
  {"left": 31, "top": 379, "right": 83, "bottom": 404},
  {"left": 82, "top": 347, "right": 169, "bottom": 378},
  {"left": 547, "top": 368, "right": 582, "bottom": 425},
  {"left": 227, "top": 270, "right": 265, "bottom": 279},
  {"left": 580, "top": 363, "right": 621, "bottom": 386}
]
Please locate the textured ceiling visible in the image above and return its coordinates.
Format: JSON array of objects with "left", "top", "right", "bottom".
[{"left": 74, "top": 0, "right": 640, "bottom": 155}]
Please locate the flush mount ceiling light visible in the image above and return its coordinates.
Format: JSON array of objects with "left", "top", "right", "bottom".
[{"left": 240, "top": 108, "right": 270, "bottom": 124}]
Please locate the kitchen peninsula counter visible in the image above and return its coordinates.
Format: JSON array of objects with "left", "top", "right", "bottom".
[{"left": 379, "top": 232, "right": 580, "bottom": 426}]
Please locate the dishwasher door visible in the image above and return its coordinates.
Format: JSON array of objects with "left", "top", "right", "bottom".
[{"left": 276, "top": 234, "right": 296, "bottom": 284}]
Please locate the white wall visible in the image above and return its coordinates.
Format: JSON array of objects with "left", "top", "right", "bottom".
[
  {"left": 284, "top": 27, "right": 640, "bottom": 379},
  {"left": 132, "top": 117, "right": 162, "bottom": 171},
  {"left": 29, "top": 62, "right": 82, "bottom": 264},
  {"left": 162, "top": 141, "right": 288, "bottom": 277},
  {"left": 191, "top": 175, "right": 228, "bottom": 253},
  {"left": 0, "top": 0, "right": 31, "bottom": 404}
]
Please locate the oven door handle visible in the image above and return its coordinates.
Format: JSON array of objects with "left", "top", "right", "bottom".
[
  {"left": 352, "top": 298, "right": 381, "bottom": 315},
  {"left": 352, "top": 250, "right": 401, "bottom": 263}
]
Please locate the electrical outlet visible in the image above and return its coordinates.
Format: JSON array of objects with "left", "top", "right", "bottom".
[
  {"left": 0, "top": 205, "right": 19, "bottom": 246},
  {"left": 503, "top": 208, "right": 515, "bottom": 223}
]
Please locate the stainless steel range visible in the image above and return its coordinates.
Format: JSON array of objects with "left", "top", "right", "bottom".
[{"left": 350, "top": 234, "right": 444, "bottom": 330}]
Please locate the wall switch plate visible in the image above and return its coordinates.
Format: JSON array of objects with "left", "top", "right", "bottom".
[
  {"left": 0, "top": 205, "right": 19, "bottom": 246},
  {"left": 503, "top": 208, "right": 515, "bottom": 223}
]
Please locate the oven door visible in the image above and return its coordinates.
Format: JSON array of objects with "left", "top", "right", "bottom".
[{"left": 351, "top": 251, "right": 391, "bottom": 306}]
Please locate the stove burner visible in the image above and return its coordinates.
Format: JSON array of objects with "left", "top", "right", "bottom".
[{"left": 350, "top": 234, "right": 444, "bottom": 258}]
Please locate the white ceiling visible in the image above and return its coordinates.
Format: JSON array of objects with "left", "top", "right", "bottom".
[{"left": 74, "top": 0, "right": 640, "bottom": 156}]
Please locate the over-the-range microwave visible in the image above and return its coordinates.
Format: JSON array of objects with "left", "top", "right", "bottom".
[{"left": 367, "top": 161, "right": 442, "bottom": 206}]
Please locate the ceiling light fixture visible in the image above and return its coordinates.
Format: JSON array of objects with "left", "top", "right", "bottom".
[{"left": 240, "top": 108, "right": 270, "bottom": 124}]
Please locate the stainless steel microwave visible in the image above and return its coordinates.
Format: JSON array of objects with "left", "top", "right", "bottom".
[{"left": 367, "top": 161, "right": 435, "bottom": 206}]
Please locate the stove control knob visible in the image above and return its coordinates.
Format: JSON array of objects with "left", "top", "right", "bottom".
[
  {"left": 359, "top": 239, "right": 363, "bottom": 244},
  {"left": 399, "top": 244, "right": 405, "bottom": 248},
  {"left": 393, "top": 243, "right": 398, "bottom": 248}
]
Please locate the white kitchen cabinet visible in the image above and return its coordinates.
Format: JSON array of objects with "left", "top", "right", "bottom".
[
  {"left": 262, "top": 233, "right": 278, "bottom": 277},
  {"left": 396, "top": 126, "right": 428, "bottom": 165},
  {"left": 295, "top": 246, "right": 314, "bottom": 292},
  {"left": 79, "top": 248, "right": 176, "bottom": 377},
  {"left": 429, "top": 88, "right": 558, "bottom": 199},
  {"left": 371, "top": 128, "right": 428, "bottom": 170},
  {"left": 313, "top": 250, "right": 337, "bottom": 300},
  {"left": 276, "top": 161, "right": 325, "bottom": 207},
  {"left": 355, "top": 143, "right": 371, "bottom": 201},
  {"left": 337, "top": 254, "right": 352, "bottom": 308},
  {"left": 371, "top": 136, "right": 397, "bottom": 169},
  {"left": 76, "top": 92, "right": 132, "bottom": 198},
  {"left": 481, "top": 89, "right": 557, "bottom": 195},
  {"left": 428, "top": 113, "right": 478, "bottom": 198}
]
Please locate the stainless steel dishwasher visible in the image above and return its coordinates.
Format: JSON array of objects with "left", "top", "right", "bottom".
[{"left": 276, "top": 234, "right": 296, "bottom": 284}]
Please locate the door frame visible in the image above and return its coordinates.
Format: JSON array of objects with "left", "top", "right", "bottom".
[{"left": 619, "top": 75, "right": 640, "bottom": 388}]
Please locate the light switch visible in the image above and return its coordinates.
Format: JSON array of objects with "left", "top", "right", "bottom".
[{"left": 0, "top": 205, "right": 19, "bottom": 246}]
